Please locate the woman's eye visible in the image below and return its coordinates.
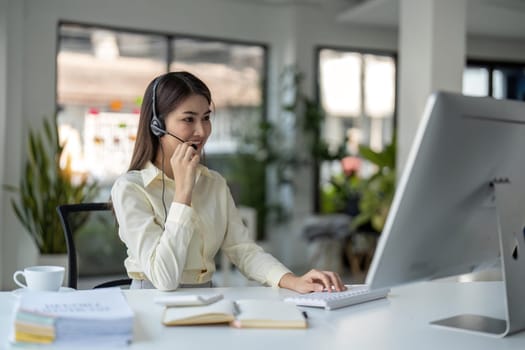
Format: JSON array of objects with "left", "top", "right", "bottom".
[
  {"left": 203, "top": 115, "right": 211, "bottom": 121},
  {"left": 183, "top": 117, "right": 194, "bottom": 123}
]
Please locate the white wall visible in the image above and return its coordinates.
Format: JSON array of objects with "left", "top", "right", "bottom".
[
  {"left": 468, "top": 35, "right": 525, "bottom": 62},
  {"left": 2, "top": 0, "right": 36, "bottom": 291},
  {"left": 2, "top": 0, "right": 525, "bottom": 289},
  {"left": 0, "top": 0, "right": 7, "bottom": 289}
]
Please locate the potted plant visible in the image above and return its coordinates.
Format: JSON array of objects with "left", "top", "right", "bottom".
[
  {"left": 4, "top": 117, "right": 98, "bottom": 262},
  {"left": 351, "top": 139, "right": 396, "bottom": 233}
]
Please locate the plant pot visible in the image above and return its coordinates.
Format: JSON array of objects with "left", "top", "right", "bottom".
[{"left": 38, "top": 253, "right": 68, "bottom": 287}]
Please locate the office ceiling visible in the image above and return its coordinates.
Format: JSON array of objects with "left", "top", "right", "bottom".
[
  {"left": 245, "top": 0, "right": 331, "bottom": 4},
  {"left": 227, "top": 0, "right": 357, "bottom": 6},
  {"left": 237, "top": 0, "right": 525, "bottom": 40},
  {"left": 338, "top": 0, "right": 525, "bottom": 39}
]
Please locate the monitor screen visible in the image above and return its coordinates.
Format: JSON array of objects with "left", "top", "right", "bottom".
[{"left": 365, "top": 91, "right": 525, "bottom": 336}]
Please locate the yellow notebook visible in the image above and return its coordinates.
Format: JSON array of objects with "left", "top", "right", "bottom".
[
  {"left": 162, "top": 299, "right": 307, "bottom": 329},
  {"left": 15, "top": 331, "right": 54, "bottom": 344}
]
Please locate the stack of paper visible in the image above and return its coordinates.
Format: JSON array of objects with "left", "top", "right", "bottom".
[{"left": 12, "top": 288, "right": 133, "bottom": 346}]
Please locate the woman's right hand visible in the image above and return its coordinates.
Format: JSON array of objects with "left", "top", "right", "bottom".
[
  {"left": 278, "top": 269, "right": 346, "bottom": 294},
  {"left": 170, "top": 143, "right": 200, "bottom": 206}
]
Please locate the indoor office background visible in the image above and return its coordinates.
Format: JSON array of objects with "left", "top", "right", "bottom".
[{"left": 1, "top": 0, "right": 525, "bottom": 290}]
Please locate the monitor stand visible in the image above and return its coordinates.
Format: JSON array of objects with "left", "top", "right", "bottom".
[{"left": 430, "top": 180, "right": 525, "bottom": 337}]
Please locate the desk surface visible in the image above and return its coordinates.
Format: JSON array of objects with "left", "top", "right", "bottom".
[{"left": 1, "top": 281, "right": 525, "bottom": 349}]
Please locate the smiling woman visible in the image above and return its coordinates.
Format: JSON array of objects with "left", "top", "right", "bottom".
[{"left": 110, "top": 71, "right": 347, "bottom": 293}]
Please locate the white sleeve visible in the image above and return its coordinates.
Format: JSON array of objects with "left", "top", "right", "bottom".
[{"left": 220, "top": 186, "right": 291, "bottom": 287}]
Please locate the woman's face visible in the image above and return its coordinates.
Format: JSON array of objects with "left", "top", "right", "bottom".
[{"left": 161, "top": 94, "right": 212, "bottom": 154}]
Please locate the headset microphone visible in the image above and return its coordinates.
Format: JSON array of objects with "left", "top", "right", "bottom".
[{"left": 165, "top": 131, "right": 198, "bottom": 150}]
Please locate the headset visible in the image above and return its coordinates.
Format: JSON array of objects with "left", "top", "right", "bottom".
[
  {"left": 150, "top": 77, "right": 168, "bottom": 138},
  {"left": 150, "top": 76, "right": 197, "bottom": 150}
]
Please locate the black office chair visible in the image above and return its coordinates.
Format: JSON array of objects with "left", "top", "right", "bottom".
[{"left": 57, "top": 202, "right": 131, "bottom": 289}]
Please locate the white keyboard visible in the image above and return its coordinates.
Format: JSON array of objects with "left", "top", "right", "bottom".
[{"left": 284, "top": 285, "right": 389, "bottom": 310}]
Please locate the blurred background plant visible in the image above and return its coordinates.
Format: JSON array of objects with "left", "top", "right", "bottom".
[
  {"left": 4, "top": 117, "right": 99, "bottom": 254},
  {"left": 231, "top": 66, "right": 347, "bottom": 233},
  {"left": 320, "top": 159, "right": 362, "bottom": 216},
  {"left": 321, "top": 138, "right": 396, "bottom": 233},
  {"left": 282, "top": 67, "right": 346, "bottom": 164},
  {"left": 351, "top": 139, "right": 396, "bottom": 233}
]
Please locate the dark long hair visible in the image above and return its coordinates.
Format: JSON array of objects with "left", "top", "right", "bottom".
[{"left": 128, "top": 71, "right": 212, "bottom": 171}]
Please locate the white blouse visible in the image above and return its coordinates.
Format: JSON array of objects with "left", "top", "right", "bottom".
[{"left": 111, "top": 162, "right": 291, "bottom": 291}]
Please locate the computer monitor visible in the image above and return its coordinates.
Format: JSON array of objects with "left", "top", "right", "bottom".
[{"left": 366, "top": 91, "right": 525, "bottom": 337}]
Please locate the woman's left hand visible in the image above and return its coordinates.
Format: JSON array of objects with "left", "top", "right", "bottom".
[{"left": 278, "top": 269, "right": 347, "bottom": 294}]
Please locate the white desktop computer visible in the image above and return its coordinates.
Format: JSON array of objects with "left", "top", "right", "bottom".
[{"left": 366, "top": 91, "right": 525, "bottom": 337}]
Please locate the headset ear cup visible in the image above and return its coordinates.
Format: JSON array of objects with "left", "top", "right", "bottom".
[{"left": 150, "top": 116, "right": 166, "bottom": 137}]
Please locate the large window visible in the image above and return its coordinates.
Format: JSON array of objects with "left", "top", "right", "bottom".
[
  {"left": 463, "top": 60, "right": 525, "bottom": 100},
  {"left": 318, "top": 50, "right": 396, "bottom": 151},
  {"left": 316, "top": 48, "right": 396, "bottom": 212},
  {"left": 57, "top": 23, "right": 268, "bottom": 277}
]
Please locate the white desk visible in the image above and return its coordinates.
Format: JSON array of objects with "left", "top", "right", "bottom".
[{"left": 1, "top": 281, "right": 525, "bottom": 349}]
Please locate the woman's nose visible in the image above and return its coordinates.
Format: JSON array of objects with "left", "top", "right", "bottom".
[{"left": 194, "top": 120, "right": 205, "bottom": 136}]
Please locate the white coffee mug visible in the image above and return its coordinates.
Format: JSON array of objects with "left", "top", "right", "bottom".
[{"left": 13, "top": 265, "right": 65, "bottom": 291}]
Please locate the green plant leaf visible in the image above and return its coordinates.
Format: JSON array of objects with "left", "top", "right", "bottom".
[
  {"left": 349, "top": 139, "right": 397, "bottom": 233},
  {"left": 3, "top": 117, "right": 99, "bottom": 254}
]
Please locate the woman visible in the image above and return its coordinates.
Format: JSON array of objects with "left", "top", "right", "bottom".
[{"left": 111, "top": 71, "right": 345, "bottom": 293}]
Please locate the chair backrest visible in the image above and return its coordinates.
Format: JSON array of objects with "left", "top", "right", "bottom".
[{"left": 56, "top": 202, "right": 131, "bottom": 289}]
